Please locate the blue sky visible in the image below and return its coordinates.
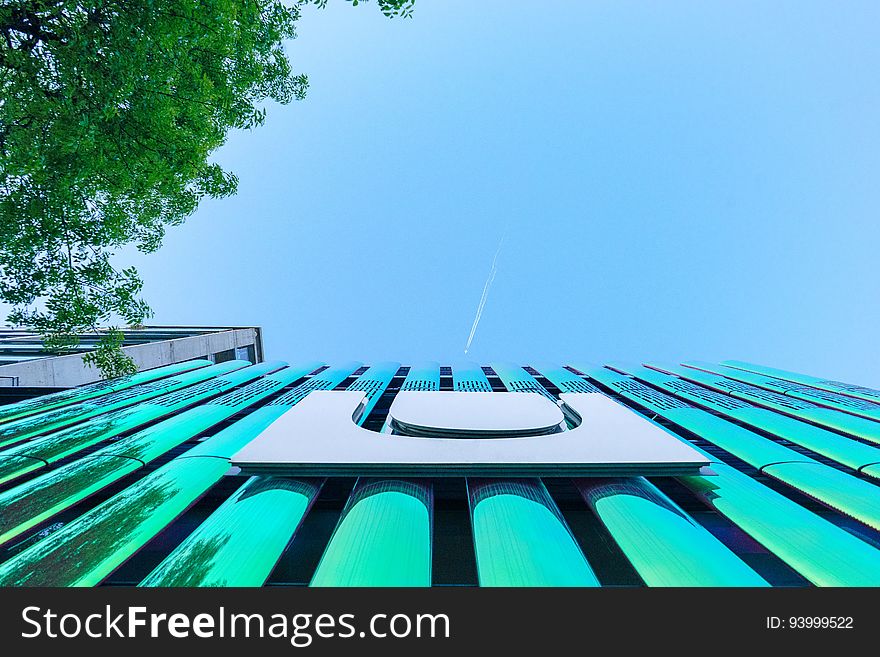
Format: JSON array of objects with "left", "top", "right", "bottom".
[{"left": 121, "top": 1, "right": 880, "bottom": 384}]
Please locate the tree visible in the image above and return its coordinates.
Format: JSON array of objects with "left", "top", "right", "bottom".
[
  {"left": 0, "top": 0, "right": 309, "bottom": 377},
  {"left": 0, "top": 0, "right": 414, "bottom": 379},
  {"left": 311, "top": 0, "right": 415, "bottom": 19}
]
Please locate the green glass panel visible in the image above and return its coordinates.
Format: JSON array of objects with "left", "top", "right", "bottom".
[
  {"left": 102, "top": 365, "right": 312, "bottom": 463},
  {"left": 595, "top": 365, "right": 880, "bottom": 532},
  {"left": 583, "top": 365, "right": 880, "bottom": 585},
  {"left": 0, "top": 457, "right": 231, "bottom": 586},
  {"left": 0, "top": 360, "right": 276, "bottom": 485},
  {"left": 788, "top": 389, "right": 880, "bottom": 419},
  {"left": 624, "top": 364, "right": 756, "bottom": 411},
  {"left": 579, "top": 477, "right": 768, "bottom": 587},
  {"left": 620, "top": 364, "right": 880, "bottom": 470},
  {"left": 720, "top": 360, "right": 831, "bottom": 386},
  {"left": 208, "top": 359, "right": 287, "bottom": 386},
  {"left": 490, "top": 363, "right": 554, "bottom": 399},
  {"left": 400, "top": 362, "right": 440, "bottom": 391},
  {"left": 686, "top": 361, "right": 808, "bottom": 393},
  {"left": 0, "top": 409, "right": 149, "bottom": 483},
  {"left": 662, "top": 408, "right": 812, "bottom": 469},
  {"left": 141, "top": 477, "right": 321, "bottom": 587},
  {"left": 580, "top": 364, "right": 695, "bottom": 415},
  {"left": 572, "top": 363, "right": 634, "bottom": 388},
  {"left": 469, "top": 370, "right": 596, "bottom": 585},
  {"left": 346, "top": 362, "right": 401, "bottom": 422},
  {"left": 649, "top": 362, "right": 814, "bottom": 411},
  {"left": 0, "top": 363, "right": 332, "bottom": 581},
  {"left": 761, "top": 461, "right": 880, "bottom": 531},
  {"left": 469, "top": 479, "right": 598, "bottom": 587},
  {"left": 655, "top": 363, "right": 880, "bottom": 446},
  {"left": 680, "top": 362, "right": 880, "bottom": 431},
  {"left": 797, "top": 407, "right": 880, "bottom": 445},
  {"left": 452, "top": 361, "right": 491, "bottom": 392},
  {"left": 732, "top": 407, "right": 880, "bottom": 469},
  {"left": 691, "top": 361, "right": 880, "bottom": 421},
  {"left": 532, "top": 364, "right": 600, "bottom": 394},
  {"left": 0, "top": 455, "right": 44, "bottom": 485},
  {"left": 311, "top": 480, "right": 432, "bottom": 587},
  {"left": 0, "top": 359, "right": 210, "bottom": 425},
  {"left": 0, "top": 363, "right": 305, "bottom": 546},
  {"left": 268, "top": 362, "right": 362, "bottom": 407},
  {"left": 0, "top": 360, "right": 241, "bottom": 448},
  {"left": 108, "top": 407, "right": 232, "bottom": 463},
  {"left": 680, "top": 461, "right": 880, "bottom": 586},
  {"left": 182, "top": 407, "right": 289, "bottom": 459},
  {"left": 184, "top": 361, "right": 357, "bottom": 460},
  {"left": 313, "top": 366, "right": 425, "bottom": 586},
  {"left": 0, "top": 455, "right": 140, "bottom": 546},
  {"left": 721, "top": 360, "right": 880, "bottom": 404}
]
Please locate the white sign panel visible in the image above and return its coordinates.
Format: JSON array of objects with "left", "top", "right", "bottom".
[{"left": 231, "top": 390, "right": 710, "bottom": 477}]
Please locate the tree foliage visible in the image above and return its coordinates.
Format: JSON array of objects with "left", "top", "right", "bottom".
[
  {"left": 0, "top": 0, "right": 413, "bottom": 379},
  {"left": 80, "top": 327, "right": 139, "bottom": 378},
  {"left": 310, "top": 0, "right": 415, "bottom": 19},
  {"left": 0, "top": 0, "right": 306, "bottom": 375}
]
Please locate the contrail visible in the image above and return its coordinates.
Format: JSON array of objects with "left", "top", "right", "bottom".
[{"left": 464, "top": 233, "right": 506, "bottom": 354}]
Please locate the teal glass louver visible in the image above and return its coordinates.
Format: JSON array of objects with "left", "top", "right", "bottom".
[
  {"left": 0, "top": 360, "right": 247, "bottom": 451},
  {"left": 1, "top": 358, "right": 880, "bottom": 589},
  {"left": 311, "top": 479, "right": 432, "bottom": 587},
  {"left": 476, "top": 364, "right": 596, "bottom": 585},
  {"left": 590, "top": 365, "right": 880, "bottom": 531},
  {"left": 583, "top": 364, "right": 880, "bottom": 582},
  {"left": 469, "top": 479, "right": 599, "bottom": 587},
  {"left": 653, "top": 362, "right": 880, "bottom": 444},
  {"left": 401, "top": 361, "right": 440, "bottom": 391},
  {"left": 622, "top": 364, "right": 880, "bottom": 474},
  {"left": 0, "top": 360, "right": 256, "bottom": 486},
  {"left": 0, "top": 359, "right": 210, "bottom": 426},
  {"left": 532, "top": 364, "right": 600, "bottom": 394},
  {"left": 0, "top": 457, "right": 233, "bottom": 586},
  {"left": 452, "top": 361, "right": 492, "bottom": 392},
  {"left": 141, "top": 477, "right": 322, "bottom": 587},
  {"left": 721, "top": 360, "right": 880, "bottom": 404},
  {"left": 578, "top": 477, "right": 768, "bottom": 587},
  {"left": 311, "top": 363, "right": 434, "bottom": 587},
  {"left": 0, "top": 360, "right": 248, "bottom": 452},
  {"left": 346, "top": 361, "right": 400, "bottom": 421},
  {"left": 0, "top": 360, "right": 296, "bottom": 549},
  {"left": 0, "top": 361, "right": 356, "bottom": 583},
  {"left": 689, "top": 361, "right": 880, "bottom": 421},
  {"left": 489, "top": 363, "right": 555, "bottom": 400},
  {"left": 680, "top": 461, "right": 880, "bottom": 586}
]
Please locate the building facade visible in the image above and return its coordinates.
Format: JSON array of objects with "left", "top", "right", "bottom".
[
  {"left": 0, "top": 326, "right": 263, "bottom": 390},
  {"left": 0, "top": 358, "right": 878, "bottom": 587}
]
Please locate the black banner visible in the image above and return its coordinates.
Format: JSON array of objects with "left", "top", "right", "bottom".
[{"left": 0, "top": 587, "right": 873, "bottom": 653}]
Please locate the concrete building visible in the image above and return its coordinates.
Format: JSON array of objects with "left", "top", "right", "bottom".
[{"left": 0, "top": 326, "right": 263, "bottom": 390}]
